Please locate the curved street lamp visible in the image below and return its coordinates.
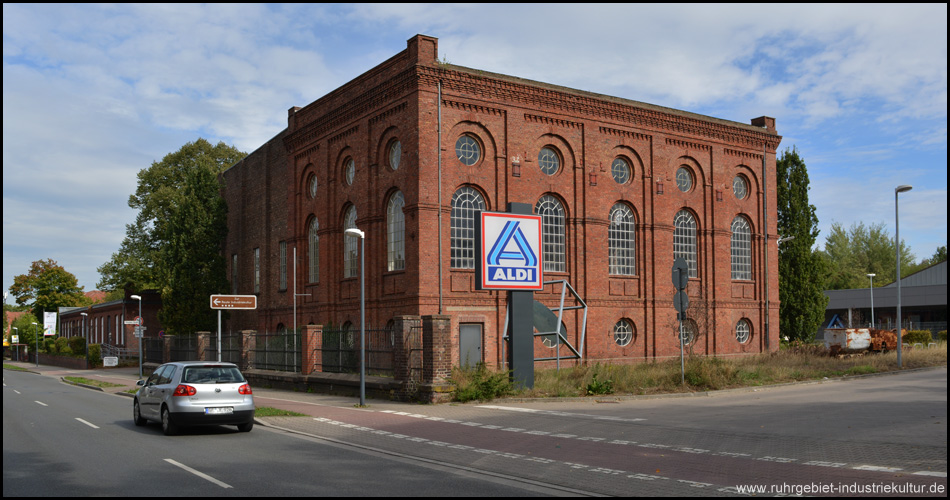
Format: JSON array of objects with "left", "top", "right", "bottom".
[{"left": 895, "top": 185, "right": 912, "bottom": 368}]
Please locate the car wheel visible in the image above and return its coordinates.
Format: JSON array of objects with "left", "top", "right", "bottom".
[
  {"left": 133, "top": 400, "right": 147, "bottom": 426},
  {"left": 161, "top": 406, "right": 178, "bottom": 436},
  {"left": 237, "top": 420, "right": 253, "bottom": 433}
]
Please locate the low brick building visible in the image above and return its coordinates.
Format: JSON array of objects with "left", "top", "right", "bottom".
[{"left": 221, "top": 34, "right": 782, "bottom": 369}]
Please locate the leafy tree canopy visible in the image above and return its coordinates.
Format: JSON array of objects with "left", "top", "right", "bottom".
[
  {"left": 819, "top": 221, "right": 915, "bottom": 290},
  {"left": 9, "top": 259, "right": 91, "bottom": 320},
  {"left": 97, "top": 138, "right": 246, "bottom": 335},
  {"left": 776, "top": 147, "right": 828, "bottom": 341}
]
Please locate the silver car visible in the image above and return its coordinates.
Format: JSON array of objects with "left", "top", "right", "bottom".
[{"left": 133, "top": 361, "right": 255, "bottom": 435}]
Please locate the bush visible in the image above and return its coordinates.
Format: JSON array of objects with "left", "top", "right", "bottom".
[
  {"left": 903, "top": 330, "right": 933, "bottom": 345},
  {"left": 87, "top": 344, "right": 102, "bottom": 368},
  {"left": 68, "top": 336, "right": 86, "bottom": 354},
  {"left": 43, "top": 338, "right": 56, "bottom": 353},
  {"left": 937, "top": 331, "right": 947, "bottom": 342},
  {"left": 449, "top": 363, "right": 512, "bottom": 402},
  {"left": 586, "top": 373, "right": 614, "bottom": 395},
  {"left": 54, "top": 337, "right": 68, "bottom": 354}
]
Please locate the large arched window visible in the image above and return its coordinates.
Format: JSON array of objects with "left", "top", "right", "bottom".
[
  {"left": 674, "top": 210, "right": 698, "bottom": 278},
  {"left": 609, "top": 203, "right": 636, "bottom": 275},
  {"left": 387, "top": 191, "right": 405, "bottom": 271},
  {"left": 451, "top": 187, "right": 486, "bottom": 269},
  {"left": 308, "top": 217, "right": 319, "bottom": 283},
  {"left": 343, "top": 206, "right": 358, "bottom": 278},
  {"left": 731, "top": 216, "right": 752, "bottom": 280},
  {"left": 536, "top": 195, "right": 566, "bottom": 272}
]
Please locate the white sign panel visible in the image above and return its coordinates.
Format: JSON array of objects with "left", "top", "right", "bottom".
[
  {"left": 44, "top": 311, "right": 57, "bottom": 337},
  {"left": 476, "top": 212, "right": 543, "bottom": 291}
]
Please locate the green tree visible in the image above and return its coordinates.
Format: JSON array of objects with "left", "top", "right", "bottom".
[
  {"left": 97, "top": 138, "right": 246, "bottom": 335},
  {"left": 775, "top": 147, "right": 828, "bottom": 341},
  {"left": 9, "top": 259, "right": 91, "bottom": 321},
  {"left": 11, "top": 312, "right": 40, "bottom": 349},
  {"left": 819, "top": 221, "right": 915, "bottom": 289}
]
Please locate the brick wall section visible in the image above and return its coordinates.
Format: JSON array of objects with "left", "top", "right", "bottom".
[
  {"left": 222, "top": 34, "right": 783, "bottom": 372},
  {"left": 301, "top": 324, "right": 322, "bottom": 375},
  {"left": 422, "top": 315, "right": 452, "bottom": 383}
]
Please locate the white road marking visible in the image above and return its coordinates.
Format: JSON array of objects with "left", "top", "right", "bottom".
[
  {"left": 164, "top": 459, "right": 233, "bottom": 489},
  {"left": 35, "top": 401, "right": 48, "bottom": 406},
  {"left": 75, "top": 418, "right": 99, "bottom": 429}
]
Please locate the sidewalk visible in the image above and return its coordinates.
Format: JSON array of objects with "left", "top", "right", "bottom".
[{"left": 1, "top": 359, "right": 406, "bottom": 416}]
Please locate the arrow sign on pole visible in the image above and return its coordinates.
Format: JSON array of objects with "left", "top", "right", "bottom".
[{"left": 209, "top": 295, "right": 258, "bottom": 310}]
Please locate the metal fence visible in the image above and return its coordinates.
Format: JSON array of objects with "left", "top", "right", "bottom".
[
  {"left": 204, "top": 334, "right": 242, "bottom": 364},
  {"left": 169, "top": 335, "right": 199, "bottom": 362},
  {"left": 319, "top": 327, "right": 395, "bottom": 377},
  {"left": 143, "top": 338, "right": 164, "bottom": 364},
  {"left": 252, "top": 330, "right": 302, "bottom": 373}
]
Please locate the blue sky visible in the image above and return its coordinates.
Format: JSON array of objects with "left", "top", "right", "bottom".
[{"left": 3, "top": 3, "right": 947, "bottom": 297}]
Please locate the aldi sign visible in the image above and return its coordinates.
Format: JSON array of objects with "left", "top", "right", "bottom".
[{"left": 476, "top": 212, "right": 543, "bottom": 290}]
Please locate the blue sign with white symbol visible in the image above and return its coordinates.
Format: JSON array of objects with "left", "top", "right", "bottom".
[{"left": 476, "top": 212, "right": 543, "bottom": 290}]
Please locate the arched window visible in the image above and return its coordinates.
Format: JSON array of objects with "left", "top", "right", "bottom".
[
  {"left": 674, "top": 210, "right": 698, "bottom": 278},
  {"left": 536, "top": 195, "right": 566, "bottom": 272},
  {"left": 387, "top": 191, "right": 405, "bottom": 271},
  {"left": 614, "top": 319, "right": 635, "bottom": 347},
  {"left": 679, "top": 319, "right": 698, "bottom": 346},
  {"left": 451, "top": 187, "right": 486, "bottom": 269},
  {"left": 308, "top": 217, "right": 320, "bottom": 283},
  {"left": 609, "top": 203, "right": 635, "bottom": 275},
  {"left": 731, "top": 216, "right": 752, "bottom": 280},
  {"left": 736, "top": 319, "right": 752, "bottom": 344},
  {"left": 343, "top": 206, "right": 358, "bottom": 278}
]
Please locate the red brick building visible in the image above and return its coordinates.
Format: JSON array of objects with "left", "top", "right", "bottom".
[{"left": 221, "top": 34, "right": 783, "bottom": 368}]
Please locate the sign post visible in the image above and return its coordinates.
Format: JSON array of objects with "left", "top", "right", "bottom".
[
  {"left": 475, "top": 203, "right": 542, "bottom": 389},
  {"left": 672, "top": 257, "right": 690, "bottom": 385},
  {"left": 210, "top": 295, "right": 257, "bottom": 362}
]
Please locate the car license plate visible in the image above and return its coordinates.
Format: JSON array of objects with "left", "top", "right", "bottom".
[{"left": 205, "top": 407, "right": 233, "bottom": 415}]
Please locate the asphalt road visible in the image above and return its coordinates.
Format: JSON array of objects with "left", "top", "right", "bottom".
[
  {"left": 2, "top": 368, "right": 576, "bottom": 497},
  {"left": 3, "top": 363, "right": 947, "bottom": 496}
]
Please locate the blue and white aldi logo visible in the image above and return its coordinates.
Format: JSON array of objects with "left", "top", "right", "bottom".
[{"left": 476, "top": 212, "right": 543, "bottom": 290}]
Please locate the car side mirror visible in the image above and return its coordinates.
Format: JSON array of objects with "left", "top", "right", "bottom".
[{"left": 136, "top": 380, "right": 145, "bottom": 387}]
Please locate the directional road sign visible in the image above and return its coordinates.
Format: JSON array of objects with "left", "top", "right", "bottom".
[{"left": 210, "top": 294, "right": 258, "bottom": 310}]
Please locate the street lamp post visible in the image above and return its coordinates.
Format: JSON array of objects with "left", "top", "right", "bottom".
[
  {"left": 344, "top": 227, "right": 366, "bottom": 407},
  {"left": 32, "top": 322, "right": 38, "bottom": 367},
  {"left": 131, "top": 294, "right": 143, "bottom": 377},
  {"left": 81, "top": 312, "right": 89, "bottom": 368},
  {"left": 866, "top": 274, "right": 875, "bottom": 329},
  {"left": 895, "top": 185, "right": 912, "bottom": 368}
]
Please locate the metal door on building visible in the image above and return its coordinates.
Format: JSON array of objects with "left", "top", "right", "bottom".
[{"left": 460, "top": 324, "right": 483, "bottom": 368}]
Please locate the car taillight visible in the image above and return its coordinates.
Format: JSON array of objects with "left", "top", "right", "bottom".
[
  {"left": 173, "top": 384, "right": 197, "bottom": 397},
  {"left": 238, "top": 384, "right": 252, "bottom": 395}
]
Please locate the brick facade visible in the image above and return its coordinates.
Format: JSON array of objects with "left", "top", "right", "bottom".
[{"left": 221, "top": 34, "right": 783, "bottom": 368}]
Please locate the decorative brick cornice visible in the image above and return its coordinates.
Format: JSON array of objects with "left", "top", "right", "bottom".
[
  {"left": 665, "top": 138, "right": 711, "bottom": 152},
  {"left": 284, "top": 69, "right": 418, "bottom": 153},
  {"left": 369, "top": 101, "right": 408, "bottom": 125},
  {"left": 328, "top": 125, "right": 359, "bottom": 146},
  {"left": 442, "top": 99, "right": 505, "bottom": 117},
  {"left": 724, "top": 148, "right": 764, "bottom": 161},
  {"left": 525, "top": 113, "right": 582, "bottom": 129},
  {"left": 599, "top": 126, "right": 651, "bottom": 142},
  {"left": 420, "top": 66, "right": 782, "bottom": 151}
]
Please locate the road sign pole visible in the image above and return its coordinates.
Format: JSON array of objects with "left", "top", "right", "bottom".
[{"left": 217, "top": 309, "right": 222, "bottom": 362}]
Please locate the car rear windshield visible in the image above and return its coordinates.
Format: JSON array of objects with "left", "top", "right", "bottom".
[{"left": 181, "top": 366, "right": 246, "bottom": 384}]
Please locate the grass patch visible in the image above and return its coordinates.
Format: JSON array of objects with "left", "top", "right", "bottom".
[
  {"left": 64, "top": 376, "right": 124, "bottom": 388},
  {"left": 3, "top": 363, "right": 30, "bottom": 372},
  {"left": 449, "top": 363, "right": 513, "bottom": 402},
  {"left": 518, "top": 342, "right": 947, "bottom": 398},
  {"left": 255, "top": 407, "right": 307, "bottom": 417}
]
